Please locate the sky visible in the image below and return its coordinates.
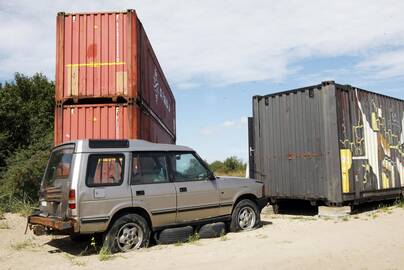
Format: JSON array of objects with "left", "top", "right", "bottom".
[{"left": 0, "top": 0, "right": 404, "bottom": 162}]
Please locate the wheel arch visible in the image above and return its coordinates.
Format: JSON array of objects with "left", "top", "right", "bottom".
[
  {"left": 107, "top": 207, "right": 153, "bottom": 231},
  {"left": 232, "top": 193, "right": 259, "bottom": 212}
]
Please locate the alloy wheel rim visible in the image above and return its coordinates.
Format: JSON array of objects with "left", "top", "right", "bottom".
[
  {"left": 116, "top": 222, "right": 143, "bottom": 251},
  {"left": 237, "top": 206, "right": 256, "bottom": 230}
]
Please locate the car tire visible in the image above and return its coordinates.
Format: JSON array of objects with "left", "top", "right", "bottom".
[
  {"left": 230, "top": 199, "right": 260, "bottom": 232},
  {"left": 103, "top": 214, "right": 150, "bottom": 253},
  {"left": 198, "top": 222, "right": 226, "bottom": 238},
  {"left": 155, "top": 226, "right": 194, "bottom": 245}
]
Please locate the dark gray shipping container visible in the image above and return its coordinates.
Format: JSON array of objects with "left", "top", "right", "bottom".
[{"left": 249, "top": 81, "right": 404, "bottom": 206}]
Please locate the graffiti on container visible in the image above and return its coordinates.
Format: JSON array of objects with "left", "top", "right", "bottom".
[
  {"left": 153, "top": 67, "right": 171, "bottom": 113},
  {"left": 338, "top": 89, "right": 404, "bottom": 193}
]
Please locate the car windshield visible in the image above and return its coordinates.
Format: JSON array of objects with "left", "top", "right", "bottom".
[{"left": 42, "top": 146, "right": 74, "bottom": 188}]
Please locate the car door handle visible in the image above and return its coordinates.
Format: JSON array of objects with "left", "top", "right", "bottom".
[
  {"left": 179, "top": 187, "right": 187, "bottom": 193},
  {"left": 136, "top": 190, "right": 145, "bottom": 196}
]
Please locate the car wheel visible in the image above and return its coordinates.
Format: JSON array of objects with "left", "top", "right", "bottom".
[
  {"left": 103, "top": 214, "right": 150, "bottom": 253},
  {"left": 230, "top": 199, "right": 260, "bottom": 232}
]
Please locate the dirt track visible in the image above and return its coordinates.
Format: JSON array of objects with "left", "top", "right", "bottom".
[{"left": 0, "top": 205, "right": 403, "bottom": 270}]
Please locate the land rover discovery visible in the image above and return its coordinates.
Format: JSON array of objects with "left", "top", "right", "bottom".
[{"left": 27, "top": 140, "right": 267, "bottom": 252}]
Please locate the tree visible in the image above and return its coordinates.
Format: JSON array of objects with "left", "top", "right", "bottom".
[
  {"left": 209, "top": 160, "right": 224, "bottom": 172},
  {"left": 223, "top": 156, "right": 245, "bottom": 172},
  {"left": 0, "top": 73, "right": 54, "bottom": 201}
]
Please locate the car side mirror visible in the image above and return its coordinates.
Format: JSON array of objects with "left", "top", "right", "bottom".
[{"left": 208, "top": 171, "right": 216, "bottom": 180}]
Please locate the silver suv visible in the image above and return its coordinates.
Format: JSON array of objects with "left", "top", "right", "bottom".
[{"left": 28, "top": 140, "right": 267, "bottom": 252}]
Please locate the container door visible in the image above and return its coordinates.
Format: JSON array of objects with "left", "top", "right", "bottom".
[
  {"left": 79, "top": 152, "right": 131, "bottom": 232},
  {"left": 248, "top": 117, "right": 255, "bottom": 179},
  {"left": 169, "top": 152, "right": 220, "bottom": 223},
  {"left": 130, "top": 152, "right": 177, "bottom": 227}
]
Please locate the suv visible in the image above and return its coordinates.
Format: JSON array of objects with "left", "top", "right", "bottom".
[{"left": 28, "top": 140, "right": 267, "bottom": 252}]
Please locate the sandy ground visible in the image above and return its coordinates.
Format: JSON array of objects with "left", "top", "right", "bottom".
[{"left": 0, "top": 205, "right": 403, "bottom": 270}]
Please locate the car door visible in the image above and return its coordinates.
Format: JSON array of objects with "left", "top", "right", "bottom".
[
  {"left": 169, "top": 152, "right": 220, "bottom": 223},
  {"left": 79, "top": 152, "right": 131, "bottom": 232},
  {"left": 130, "top": 152, "right": 177, "bottom": 227}
]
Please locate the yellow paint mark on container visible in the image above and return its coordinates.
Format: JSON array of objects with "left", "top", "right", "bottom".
[
  {"left": 66, "top": 61, "right": 125, "bottom": 68},
  {"left": 340, "top": 149, "right": 352, "bottom": 193}
]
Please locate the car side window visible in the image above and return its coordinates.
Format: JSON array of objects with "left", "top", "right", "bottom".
[
  {"left": 170, "top": 153, "right": 209, "bottom": 182},
  {"left": 86, "top": 154, "right": 124, "bottom": 187},
  {"left": 131, "top": 152, "right": 169, "bottom": 185}
]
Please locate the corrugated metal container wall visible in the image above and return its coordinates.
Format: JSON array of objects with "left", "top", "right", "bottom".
[
  {"left": 54, "top": 103, "right": 174, "bottom": 145},
  {"left": 55, "top": 10, "right": 176, "bottom": 136},
  {"left": 250, "top": 81, "right": 403, "bottom": 205},
  {"left": 251, "top": 82, "right": 341, "bottom": 203},
  {"left": 56, "top": 12, "right": 133, "bottom": 100},
  {"left": 138, "top": 22, "right": 176, "bottom": 135}
]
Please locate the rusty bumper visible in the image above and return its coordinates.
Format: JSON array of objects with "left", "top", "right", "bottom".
[{"left": 27, "top": 215, "right": 76, "bottom": 232}]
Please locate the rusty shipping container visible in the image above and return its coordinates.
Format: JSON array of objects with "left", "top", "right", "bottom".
[
  {"left": 55, "top": 10, "right": 175, "bottom": 135},
  {"left": 55, "top": 103, "right": 174, "bottom": 145},
  {"left": 249, "top": 81, "right": 404, "bottom": 206}
]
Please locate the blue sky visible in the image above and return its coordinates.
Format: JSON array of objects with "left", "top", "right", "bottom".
[{"left": 0, "top": 1, "right": 403, "bottom": 162}]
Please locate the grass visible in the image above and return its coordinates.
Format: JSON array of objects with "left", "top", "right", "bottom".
[
  {"left": 174, "top": 241, "right": 183, "bottom": 246},
  {"left": 0, "top": 220, "right": 10, "bottom": 229},
  {"left": 395, "top": 198, "right": 404, "bottom": 208},
  {"left": 213, "top": 170, "right": 245, "bottom": 177},
  {"left": 11, "top": 238, "right": 38, "bottom": 251},
  {"left": 289, "top": 216, "right": 317, "bottom": 221},
  {"left": 98, "top": 246, "right": 114, "bottom": 261},
  {"left": 220, "top": 229, "right": 228, "bottom": 241},
  {"left": 187, "top": 233, "right": 200, "bottom": 244},
  {"left": 93, "top": 236, "right": 115, "bottom": 261},
  {"left": 64, "top": 254, "right": 87, "bottom": 267},
  {"left": 0, "top": 194, "right": 36, "bottom": 217}
]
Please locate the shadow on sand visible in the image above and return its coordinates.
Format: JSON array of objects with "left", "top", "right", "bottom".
[
  {"left": 351, "top": 199, "right": 398, "bottom": 214},
  {"left": 273, "top": 200, "right": 318, "bottom": 216},
  {"left": 46, "top": 236, "right": 99, "bottom": 256}
]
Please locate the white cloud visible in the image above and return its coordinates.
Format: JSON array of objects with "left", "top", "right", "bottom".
[
  {"left": 356, "top": 49, "right": 404, "bottom": 79},
  {"left": 201, "top": 116, "right": 248, "bottom": 136},
  {"left": 1, "top": 0, "right": 404, "bottom": 85}
]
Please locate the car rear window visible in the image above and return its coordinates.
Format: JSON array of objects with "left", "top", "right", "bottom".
[{"left": 43, "top": 146, "right": 74, "bottom": 187}]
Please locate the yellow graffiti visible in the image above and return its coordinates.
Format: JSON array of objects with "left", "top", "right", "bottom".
[
  {"left": 340, "top": 120, "right": 365, "bottom": 155},
  {"left": 340, "top": 149, "right": 352, "bottom": 193}
]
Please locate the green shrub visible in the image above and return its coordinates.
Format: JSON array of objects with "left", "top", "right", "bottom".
[
  {"left": 209, "top": 156, "right": 246, "bottom": 176},
  {"left": 0, "top": 73, "right": 54, "bottom": 207}
]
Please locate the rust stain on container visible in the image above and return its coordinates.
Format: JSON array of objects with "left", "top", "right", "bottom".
[{"left": 55, "top": 103, "right": 174, "bottom": 145}]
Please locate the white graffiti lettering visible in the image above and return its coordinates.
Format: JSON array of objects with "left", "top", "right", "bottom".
[{"left": 153, "top": 67, "right": 171, "bottom": 112}]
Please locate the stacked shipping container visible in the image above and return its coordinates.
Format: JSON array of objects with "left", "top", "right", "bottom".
[{"left": 54, "top": 10, "right": 175, "bottom": 145}]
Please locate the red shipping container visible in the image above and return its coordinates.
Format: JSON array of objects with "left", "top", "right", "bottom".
[
  {"left": 54, "top": 103, "right": 174, "bottom": 145},
  {"left": 55, "top": 10, "right": 175, "bottom": 135}
]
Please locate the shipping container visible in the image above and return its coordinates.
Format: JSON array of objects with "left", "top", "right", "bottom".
[
  {"left": 54, "top": 103, "right": 174, "bottom": 145},
  {"left": 249, "top": 81, "right": 404, "bottom": 206},
  {"left": 55, "top": 10, "right": 175, "bottom": 135}
]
